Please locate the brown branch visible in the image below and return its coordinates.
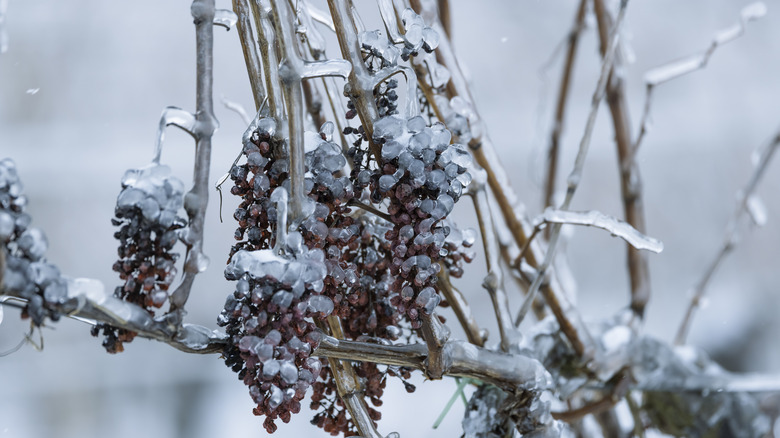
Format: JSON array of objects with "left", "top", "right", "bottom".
[
  {"left": 592, "top": 0, "right": 652, "bottom": 318},
  {"left": 315, "top": 335, "right": 550, "bottom": 394},
  {"left": 322, "top": 316, "right": 385, "bottom": 438},
  {"left": 419, "top": 312, "right": 450, "bottom": 379},
  {"left": 543, "top": 0, "right": 588, "bottom": 213},
  {"left": 232, "top": 0, "right": 266, "bottom": 111},
  {"left": 327, "top": 0, "right": 382, "bottom": 160},
  {"left": 437, "top": 268, "right": 485, "bottom": 347}
]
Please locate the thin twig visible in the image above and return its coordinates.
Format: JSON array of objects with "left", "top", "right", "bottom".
[
  {"left": 516, "top": 0, "right": 629, "bottom": 328},
  {"left": 634, "top": 2, "right": 767, "bottom": 154},
  {"left": 232, "top": 0, "right": 266, "bottom": 110},
  {"left": 471, "top": 175, "right": 516, "bottom": 352},
  {"left": 169, "top": 0, "right": 220, "bottom": 315},
  {"left": 593, "top": 0, "right": 651, "bottom": 317},
  {"left": 675, "top": 131, "right": 780, "bottom": 345},
  {"left": 252, "top": 0, "right": 285, "bottom": 121},
  {"left": 437, "top": 268, "right": 485, "bottom": 347},
  {"left": 543, "top": 0, "right": 588, "bottom": 213}
]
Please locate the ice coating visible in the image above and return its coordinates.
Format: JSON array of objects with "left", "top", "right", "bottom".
[
  {"left": 540, "top": 208, "right": 664, "bottom": 253},
  {"left": 117, "top": 164, "right": 186, "bottom": 225}
]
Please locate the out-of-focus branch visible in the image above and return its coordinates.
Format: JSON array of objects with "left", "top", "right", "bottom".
[
  {"left": 675, "top": 131, "right": 780, "bottom": 345},
  {"left": 232, "top": 0, "right": 266, "bottom": 110},
  {"left": 543, "top": 0, "right": 588, "bottom": 212},
  {"left": 592, "top": 0, "right": 651, "bottom": 318},
  {"left": 634, "top": 2, "right": 767, "bottom": 154},
  {"left": 411, "top": 0, "right": 591, "bottom": 358},
  {"left": 169, "top": 0, "right": 221, "bottom": 314},
  {"left": 516, "top": 0, "right": 629, "bottom": 330}
]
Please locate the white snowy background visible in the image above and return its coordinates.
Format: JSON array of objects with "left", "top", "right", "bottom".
[{"left": 1, "top": 0, "right": 779, "bottom": 437}]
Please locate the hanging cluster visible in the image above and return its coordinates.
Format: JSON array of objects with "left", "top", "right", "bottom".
[
  {"left": 0, "top": 159, "right": 66, "bottom": 326},
  {"left": 92, "top": 164, "right": 187, "bottom": 353}
]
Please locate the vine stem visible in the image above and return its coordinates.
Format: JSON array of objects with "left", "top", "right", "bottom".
[
  {"left": 169, "top": 0, "right": 220, "bottom": 315},
  {"left": 543, "top": 0, "right": 588, "bottom": 213},
  {"left": 592, "top": 0, "right": 651, "bottom": 318},
  {"left": 232, "top": 0, "right": 266, "bottom": 110}
]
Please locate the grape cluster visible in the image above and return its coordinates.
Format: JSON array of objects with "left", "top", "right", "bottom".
[
  {"left": 219, "top": 246, "right": 331, "bottom": 433},
  {"left": 223, "top": 120, "right": 420, "bottom": 435},
  {"left": 93, "top": 164, "right": 187, "bottom": 353},
  {"left": 369, "top": 115, "right": 472, "bottom": 328},
  {"left": 0, "top": 159, "right": 66, "bottom": 326}
]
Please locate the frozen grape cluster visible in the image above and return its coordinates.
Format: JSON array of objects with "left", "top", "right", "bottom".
[
  {"left": 0, "top": 159, "right": 66, "bottom": 326},
  {"left": 219, "top": 246, "right": 331, "bottom": 433},
  {"left": 224, "top": 120, "right": 422, "bottom": 435},
  {"left": 92, "top": 163, "right": 187, "bottom": 353},
  {"left": 370, "top": 114, "right": 473, "bottom": 328}
]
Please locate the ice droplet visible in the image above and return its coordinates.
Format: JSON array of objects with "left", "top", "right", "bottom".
[
  {"left": 373, "top": 116, "right": 405, "bottom": 141},
  {"left": 381, "top": 140, "right": 404, "bottom": 160},
  {"left": 280, "top": 361, "right": 298, "bottom": 385},
  {"left": 308, "top": 295, "right": 334, "bottom": 315}
]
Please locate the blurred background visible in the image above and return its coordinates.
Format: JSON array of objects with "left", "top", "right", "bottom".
[{"left": 1, "top": 0, "right": 779, "bottom": 437}]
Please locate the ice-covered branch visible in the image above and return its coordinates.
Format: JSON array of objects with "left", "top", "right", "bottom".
[
  {"left": 538, "top": 209, "right": 663, "bottom": 253},
  {"left": 634, "top": 2, "right": 767, "bottom": 154},
  {"left": 419, "top": 311, "right": 450, "bottom": 379},
  {"left": 315, "top": 336, "right": 551, "bottom": 394},
  {"left": 327, "top": 0, "right": 382, "bottom": 159},
  {"left": 251, "top": 0, "right": 284, "bottom": 121},
  {"left": 675, "top": 131, "right": 780, "bottom": 345},
  {"left": 169, "top": 0, "right": 221, "bottom": 315},
  {"left": 1, "top": 278, "right": 227, "bottom": 354},
  {"left": 517, "top": 0, "right": 629, "bottom": 329}
]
